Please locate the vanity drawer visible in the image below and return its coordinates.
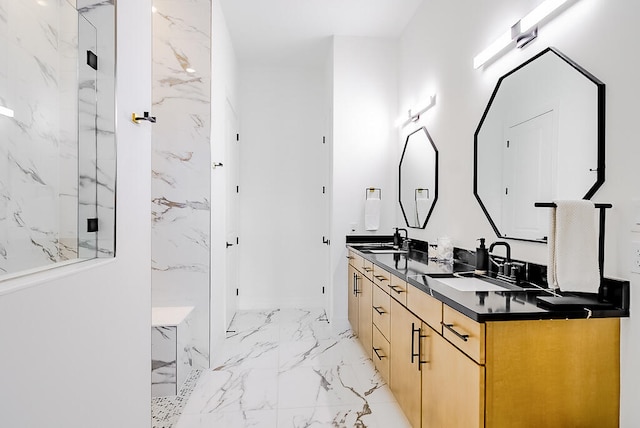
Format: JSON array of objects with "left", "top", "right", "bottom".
[
  {"left": 407, "top": 284, "right": 442, "bottom": 332},
  {"left": 372, "top": 265, "right": 391, "bottom": 292},
  {"left": 442, "top": 305, "right": 485, "bottom": 364},
  {"left": 361, "top": 259, "right": 374, "bottom": 280},
  {"left": 348, "top": 251, "right": 362, "bottom": 269},
  {"left": 372, "top": 284, "right": 391, "bottom": 340},
  {"left": 347, "top": 250, "right": 357, "bottom": 267},
  {"left": 372, "top": 325, "right": 390, "bottom": 384},
  {"left": 389, "top": 274, "right": 408, "bottom": 306}
]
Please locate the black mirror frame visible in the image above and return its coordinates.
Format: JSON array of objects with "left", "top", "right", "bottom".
[
  {"left": 399, "top": 126, "right": 439, "bottom": 229},
  {"left": 473, "top": 47, "right": 606, "bottom": 242}
]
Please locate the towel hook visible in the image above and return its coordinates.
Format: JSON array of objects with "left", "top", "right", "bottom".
[
  {"left": 132, "top": 111, "right": 156, "bottom": 124},
  {"left": 365, "top": 188, "right": 381, "bottom": 200}
]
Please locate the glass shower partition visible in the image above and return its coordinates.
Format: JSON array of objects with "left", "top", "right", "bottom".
[{"left": 0, "top": 0, "right": 115, "bottom": 280}]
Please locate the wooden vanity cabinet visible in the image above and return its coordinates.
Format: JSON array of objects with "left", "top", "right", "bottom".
[
  {"left": 389, "top": 297, "right": 424, "bottom": 428},
  {"left": 347, "top": 250, "right": 373, "bottom": 358},
  {"left": 442, "top": 305, "right": 485, "bottom": 364},
  {"left": 372, "top": 283, "right": 391, "bottom": 339},
  {"left": 358, "top": 275, "right": 373, "bottom": 359},
  {"left": 347, "top": 263, "right": 359, "bottom": 336},
  {"left": 389, "top": 274, "right": 408, "bottom": 305},
  {"left": 372, "top": 323, "right": 391, "bottom": 383},
  {"left": 349, "top": 250, "right": 620, "bottom": 428},
  {"left": 483, "top": 318, "right": 620, "bottom": 428},
  {"left": 422, "top": 325, "right": 485, "bottom": 428}
]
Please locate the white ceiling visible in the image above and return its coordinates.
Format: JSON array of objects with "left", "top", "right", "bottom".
[{"left": 220, "top": 0, "right": 424, "bottom": 67}]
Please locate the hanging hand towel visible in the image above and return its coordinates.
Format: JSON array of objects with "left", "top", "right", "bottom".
[
  {"left": 415, "top": 191, "right": 430, "bottom": 226},
  {"left": 547, "top": 200, "right": 600, "bottom": 293},
  {"left": 365, "top": 197, "right": 381, "bottom": 231}
]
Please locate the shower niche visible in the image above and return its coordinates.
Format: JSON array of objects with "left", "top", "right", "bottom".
[{"left": 0, "top": 0, "right": 115, "bottom": 279}]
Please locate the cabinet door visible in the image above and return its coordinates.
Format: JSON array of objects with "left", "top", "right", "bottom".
[
  {"left": 389, "top": 298, "right": 423, "bottom": 428},
  {"left": 348, "top": 264, "right": 359, "bottom": 336},
  {"left": 358, "top": 276, "right": 373, "bottom": 358},
  {"left": 422, "top": 326, "right": 484, "bottom": 428}
]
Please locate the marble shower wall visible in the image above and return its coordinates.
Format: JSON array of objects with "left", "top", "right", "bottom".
[
  {"left": 151, "top": 0, "right": 211, "bottom": 369},
  {"left": 0, "top": 0, "right": 115, "bottom": 277}
]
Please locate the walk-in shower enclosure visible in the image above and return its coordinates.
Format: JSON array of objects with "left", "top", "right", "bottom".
[{"left": 0, "top": 0, "right": 115, "bottom": 279}]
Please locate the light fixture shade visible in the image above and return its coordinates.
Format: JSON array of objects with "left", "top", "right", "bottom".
[
  {"left": 473, "top": 30, "right": 512, "bottom": 69},
  {"left": 0, "top": 105, "right": 14, "bottom": 118},
  {"left": 520, "top": 0, "right": 568, "bottom": 32},
  {"left": 473, "top": 0, "right": 575, "bottom": 69}
]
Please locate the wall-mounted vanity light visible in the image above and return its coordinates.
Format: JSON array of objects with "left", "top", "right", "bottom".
[
  {"left": 473, "top": 0, "right": 577, "bottom": 69},
  {"left": 0, "top": 105, "right": 14, "bottom": 118},
  {"left": 396, "top": 95, "right": 436, "bottom": 128}
]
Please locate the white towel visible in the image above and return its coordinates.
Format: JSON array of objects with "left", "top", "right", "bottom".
[
  {"left": 415, "top": 191, "right": 430, "bottom": 226},
  {"left": 365, "top": 197, "right": 381, "bottom": 231},
  {"left": 547, "top": 200, "right": 600, "bottom": 293}
]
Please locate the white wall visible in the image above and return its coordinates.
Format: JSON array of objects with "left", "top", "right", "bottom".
[
  {"left": 397, "top": 0, "right": 640, "bottom": 425},
  {"left": 330, "top": 36, "right": 399, "bottom": 324},
  {"left": 238, "top": 66, "right": 329, "bottom": 310},
  {"left": 210, "top": 0, "right": 238, "bottom": 347},
  {"left": 0, "top": 0, "right": 152, "bottom": 426}
]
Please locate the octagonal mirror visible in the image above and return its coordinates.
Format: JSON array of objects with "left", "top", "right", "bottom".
[
  {"left": 399, "top": 127, "right": 438, "bottom": 229},
  {"left": 474, "top": 47, "right": 605, "bottom": 242}
]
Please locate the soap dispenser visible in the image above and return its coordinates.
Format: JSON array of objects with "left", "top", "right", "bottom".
[{"left": 475, "top": 238, "right": 488, "bottom": 275}]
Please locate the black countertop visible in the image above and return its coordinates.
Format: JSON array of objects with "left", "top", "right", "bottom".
[{"left": 349, "top": 246, "right": 629, "bottom": 322}]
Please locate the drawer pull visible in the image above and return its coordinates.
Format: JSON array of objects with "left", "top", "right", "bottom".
[
  {"left": 411, "top": 323, "right": 428, "bottom": 370},
  {"left": 388, "top": 285, "right": 405, "bottom": 294},
  {"left": 417, "top": 330, "right": 428, "bottom": 371},
  {"left": 373, "top": 347, "right": 386, "bottom": 360},
  {"left": 363, "top": 267, "right": 373, "bottom": 272},
  {"left": 373, "top": 306, "right": 386, "bottom": 315},
  {"left": 347, "top": 256, "right": 355, "bottom": 260},
  {"left": 411, "top": 323, "right": 420, "bottom": 363},
  {"left": 442, "top": 322, "right": 469, "bottom": 342},
  {"left": 374, "top": 274, "right": 388, "bottom": 281}
]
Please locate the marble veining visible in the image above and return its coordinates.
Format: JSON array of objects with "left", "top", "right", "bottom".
[
  {"left": 151, "top": 0, "right": 211, "bottom": 369},
  {"left": 0, "top": 0, "right": 115, "bottom": 277},
  {"left": 173, "top": 308, "right": 411, "bottom": 428}
]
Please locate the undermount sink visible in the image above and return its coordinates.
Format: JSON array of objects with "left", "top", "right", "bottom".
[
  {"left": 354, "top": 244, "right": 408, "bottom": 254},
  {"left": 366, "top": 248, "right": 408, "bottom": 254},
  {"left": 434, "top": 275, "right": 508, "bottom": 292}
]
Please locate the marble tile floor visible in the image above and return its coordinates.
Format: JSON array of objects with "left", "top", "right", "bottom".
[
  {"left": 173, "top": 308, "right": 412, "bottom": 428},
  {"left": 153, "top": 369, "right": 203, "bottom": 428}
]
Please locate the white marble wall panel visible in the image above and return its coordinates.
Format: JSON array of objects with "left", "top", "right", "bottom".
[
  {"left": 0, "top": 0, "right": 71, "bottom": 274},
  {"left": 152, "top": 306, "right": 196, "bottom": 397},
  {"left": 0, "top": 0, "right": 115, "bottom": 276},
  {"left": 151, "top": 0, "right": 211, "bottom": 369},
  {"left": 177, "top": 308, "right": 194, "bottom": 391},
  {"left": 152, "top": 325, "right": 178, "bottom": 397}
]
